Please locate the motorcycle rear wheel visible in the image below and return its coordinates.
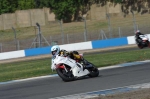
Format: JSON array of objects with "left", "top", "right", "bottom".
[
  {"left": 148, "top": 42, "right": 150, "bottom": 48},
  {"left": 56, "top": 68, "right": 75, "bottom": 82},
  {"left": 87, "top": 63, "right": 99, "bottom": 77},
  {"left": 138, "top": 44, "right": 143, "bottom": 49}
]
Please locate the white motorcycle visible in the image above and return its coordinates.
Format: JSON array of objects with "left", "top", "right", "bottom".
[
  {"left": 135, "top": 34, "right": 150, "bottom": 49},
  {"left": 52, "top": 54, "right": 99, "bottom": 82}
]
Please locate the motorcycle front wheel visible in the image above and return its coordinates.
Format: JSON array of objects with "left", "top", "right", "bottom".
[{"left": 56, "top": 68, "right": 75, "bottom": 82}]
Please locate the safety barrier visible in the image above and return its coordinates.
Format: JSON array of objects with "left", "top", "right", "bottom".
[{"left": 0, "top": 35, "right": 144, "bottom": 61}]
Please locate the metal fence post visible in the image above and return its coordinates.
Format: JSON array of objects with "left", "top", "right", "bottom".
[
  {"left": 12, "top": 27, "right": 18, "bottom": 50},
  {"left": 30, "top": 23, "right": 50, "bottom": 48},
  {"left": 0, "top": 43, "right": 2, "bottom": 53},
  {"left": 137, "top": 24, "right": 139, "bottom": 30},
  {"left": 83, "top": 17, "right": 87, "bottom": 41},
  {"left": 59, "top": 20, "right": 64, "bottom": 44},
  {"left": 17, "top": 40, "right": 20, "bottom": 50},
  {"left": 131, "top": 10, "right": 137, "bottom": 33},
  {"left": 106, "top": 13, "right": 112, "bottom": 38},
  {"left": 100, "top": 30, "right": 107, "bottom": 40},
  {"left": 118, "top": 27, "right": 122, "bottom": 37},
  {"left": 98, "top": 30, "right": 101, "bottom": 40},
  {"left": 36, "top": 23, "right": 42, "bottom": 47},
  {"left": 67, "top": 34, "right": 69, "bottom": 44},
  {"left": 50, "top": 36, "right": 52, "bottom": 45}
]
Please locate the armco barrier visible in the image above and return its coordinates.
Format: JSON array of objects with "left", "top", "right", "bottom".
[
  {"left": 92, "top": 37, "right": 128, "bottom": 49},
  {"left": 59, "top": 41, "right": 93, "bottom": 51},
  {"left": 24, "top": 41, "right": 93, "bottom": 57},
  {"left": 127, "top": 36, "right": 135, "bottom": 45},
  {"left": 0, "top": 36, "right": 137, "bottom": 61},
  {"left": 25, "top": 46, "right": 52, "bottom": 57},
  {"left": 0, "top": 50, "right": 25, "bottom": 60}
]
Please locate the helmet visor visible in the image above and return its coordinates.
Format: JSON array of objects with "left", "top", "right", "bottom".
[{"left": 52, "top": 50, "right": 56, "bottom": 55}]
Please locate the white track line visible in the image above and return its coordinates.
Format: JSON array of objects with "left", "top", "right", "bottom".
[{"left": 50, "top": 82, "right": 150, "bottom": 99}]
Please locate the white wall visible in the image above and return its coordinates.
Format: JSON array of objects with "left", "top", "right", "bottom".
[
  {"left": 0, "top": 50, "right": 25, "bottom": 60},
  {"left": 59, "top": 41, "right": 92, "bottom": 51},
  {"left": 127, "top": 36, "right": 136, "bottom": 44}
]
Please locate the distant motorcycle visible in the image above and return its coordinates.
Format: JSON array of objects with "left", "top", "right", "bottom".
[
  {"left": 52, "top": 54, "right": 99, "bottom": 82},
  {"left": 135, "top": 34, "right": 150, "bottom": 49}
]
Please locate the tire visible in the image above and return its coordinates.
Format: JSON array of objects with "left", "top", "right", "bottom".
[
  {"left": 148, "top": 42, "right": 150, "bottom": 48},
  {"left": 138, "top": 44, "right": 143, "bottom": 49},
  {"left": 87, "top": 63, "right": 99, "bottom": 77},
  {"left": 56, "top": 68, "right": 75, "bottom": 82}
]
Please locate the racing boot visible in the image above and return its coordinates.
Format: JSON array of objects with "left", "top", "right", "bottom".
[{"left": 81, "top": 58, "right": 88, "bottom": 71}]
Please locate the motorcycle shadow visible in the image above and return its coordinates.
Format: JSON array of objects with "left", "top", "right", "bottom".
[{"left": 61, "top": 75, "right": 102, "bottom": 82}]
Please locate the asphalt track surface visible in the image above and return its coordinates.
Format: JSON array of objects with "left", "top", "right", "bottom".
[{"left": 0, "top": 45, "right": 150, "bottom": 99}]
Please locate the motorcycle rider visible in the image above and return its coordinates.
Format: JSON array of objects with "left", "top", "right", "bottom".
[
  {"left": 51, "top": 45, "right": 87, "bottom": 70},
  {"left": 135, "top": 30, "right": 144, "bottom": 44}
]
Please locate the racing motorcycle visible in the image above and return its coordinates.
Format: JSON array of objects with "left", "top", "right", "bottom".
[
  {"left": 135, "top": 34, "right": 150, "bottom": 49},
  {"left": 52, "top": 54, "right": 99, "bottom": 82}
]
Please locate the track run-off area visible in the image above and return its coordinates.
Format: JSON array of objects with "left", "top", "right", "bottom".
[{"left": 0, "top": 45, "right": 150, "bottom": 99}]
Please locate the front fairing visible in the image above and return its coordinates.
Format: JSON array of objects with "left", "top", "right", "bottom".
[
  {"left": 53, "top": 55, "right": 68, "bottom": 64},
  {"left": 139, "top": 35, "right": 149, "bottom": 41},
  {"left": 53, "top": 55, "right": 76, "bottom": 68}
]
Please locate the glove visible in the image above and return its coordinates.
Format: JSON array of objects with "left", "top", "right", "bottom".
[{"left": 63, "top": 50, "right": 69, "bottom": 56}]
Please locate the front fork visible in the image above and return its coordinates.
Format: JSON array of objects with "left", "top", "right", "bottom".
[{"left": 63, "top": 65, "right": 68, "bottom": 72}]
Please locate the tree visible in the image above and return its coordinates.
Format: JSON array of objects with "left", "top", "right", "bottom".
[
  {"left": 119, "top": 0, "right": 150, "bottom": 16},
  {"left": 0, "top": 0, "right": 149, "bottom": 20},
  {"left": 0, "top": 0, "right": 18, "bottom": 14},
  {"left": 0, "top": 0, "right": 35, "bottom": 14},
  {"left": 34, "top": 0, "right": 51, "bottom": 8},
  {"left": 87, "top": 0, "right": 150, "bottom": 16},
  {"left": 17, "top": 0, "right": 35, "bottom": 10},
  {"left": 48, "top": 0, "right": 83, "bottom": 22}
]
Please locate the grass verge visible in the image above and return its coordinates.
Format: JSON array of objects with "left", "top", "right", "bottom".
[{"left": 0, "top": 48, "right": 150, "bottom": 82}]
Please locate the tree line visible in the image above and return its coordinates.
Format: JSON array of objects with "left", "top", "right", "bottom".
[{"left": 0, "top": 0, "right": 149, "bottom": 22}]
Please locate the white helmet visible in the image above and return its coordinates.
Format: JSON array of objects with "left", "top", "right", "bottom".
[
  {"left": 136, "top": 30, "right": 140, "bottom": 33},
  {"left": 51, "top": 45, "right": 60, "bottom": 57}
]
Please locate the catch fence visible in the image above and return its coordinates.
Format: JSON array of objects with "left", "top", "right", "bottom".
[{"left": 0, "top": 14, "right": 150, "bottom": 53}]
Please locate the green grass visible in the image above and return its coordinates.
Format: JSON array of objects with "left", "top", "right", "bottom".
[
  {"left": 85, "top": 49, "right": 150, "bottom": 67},
  {"left": 0, "top": 48, "right": 150, "bottom": 82}
]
